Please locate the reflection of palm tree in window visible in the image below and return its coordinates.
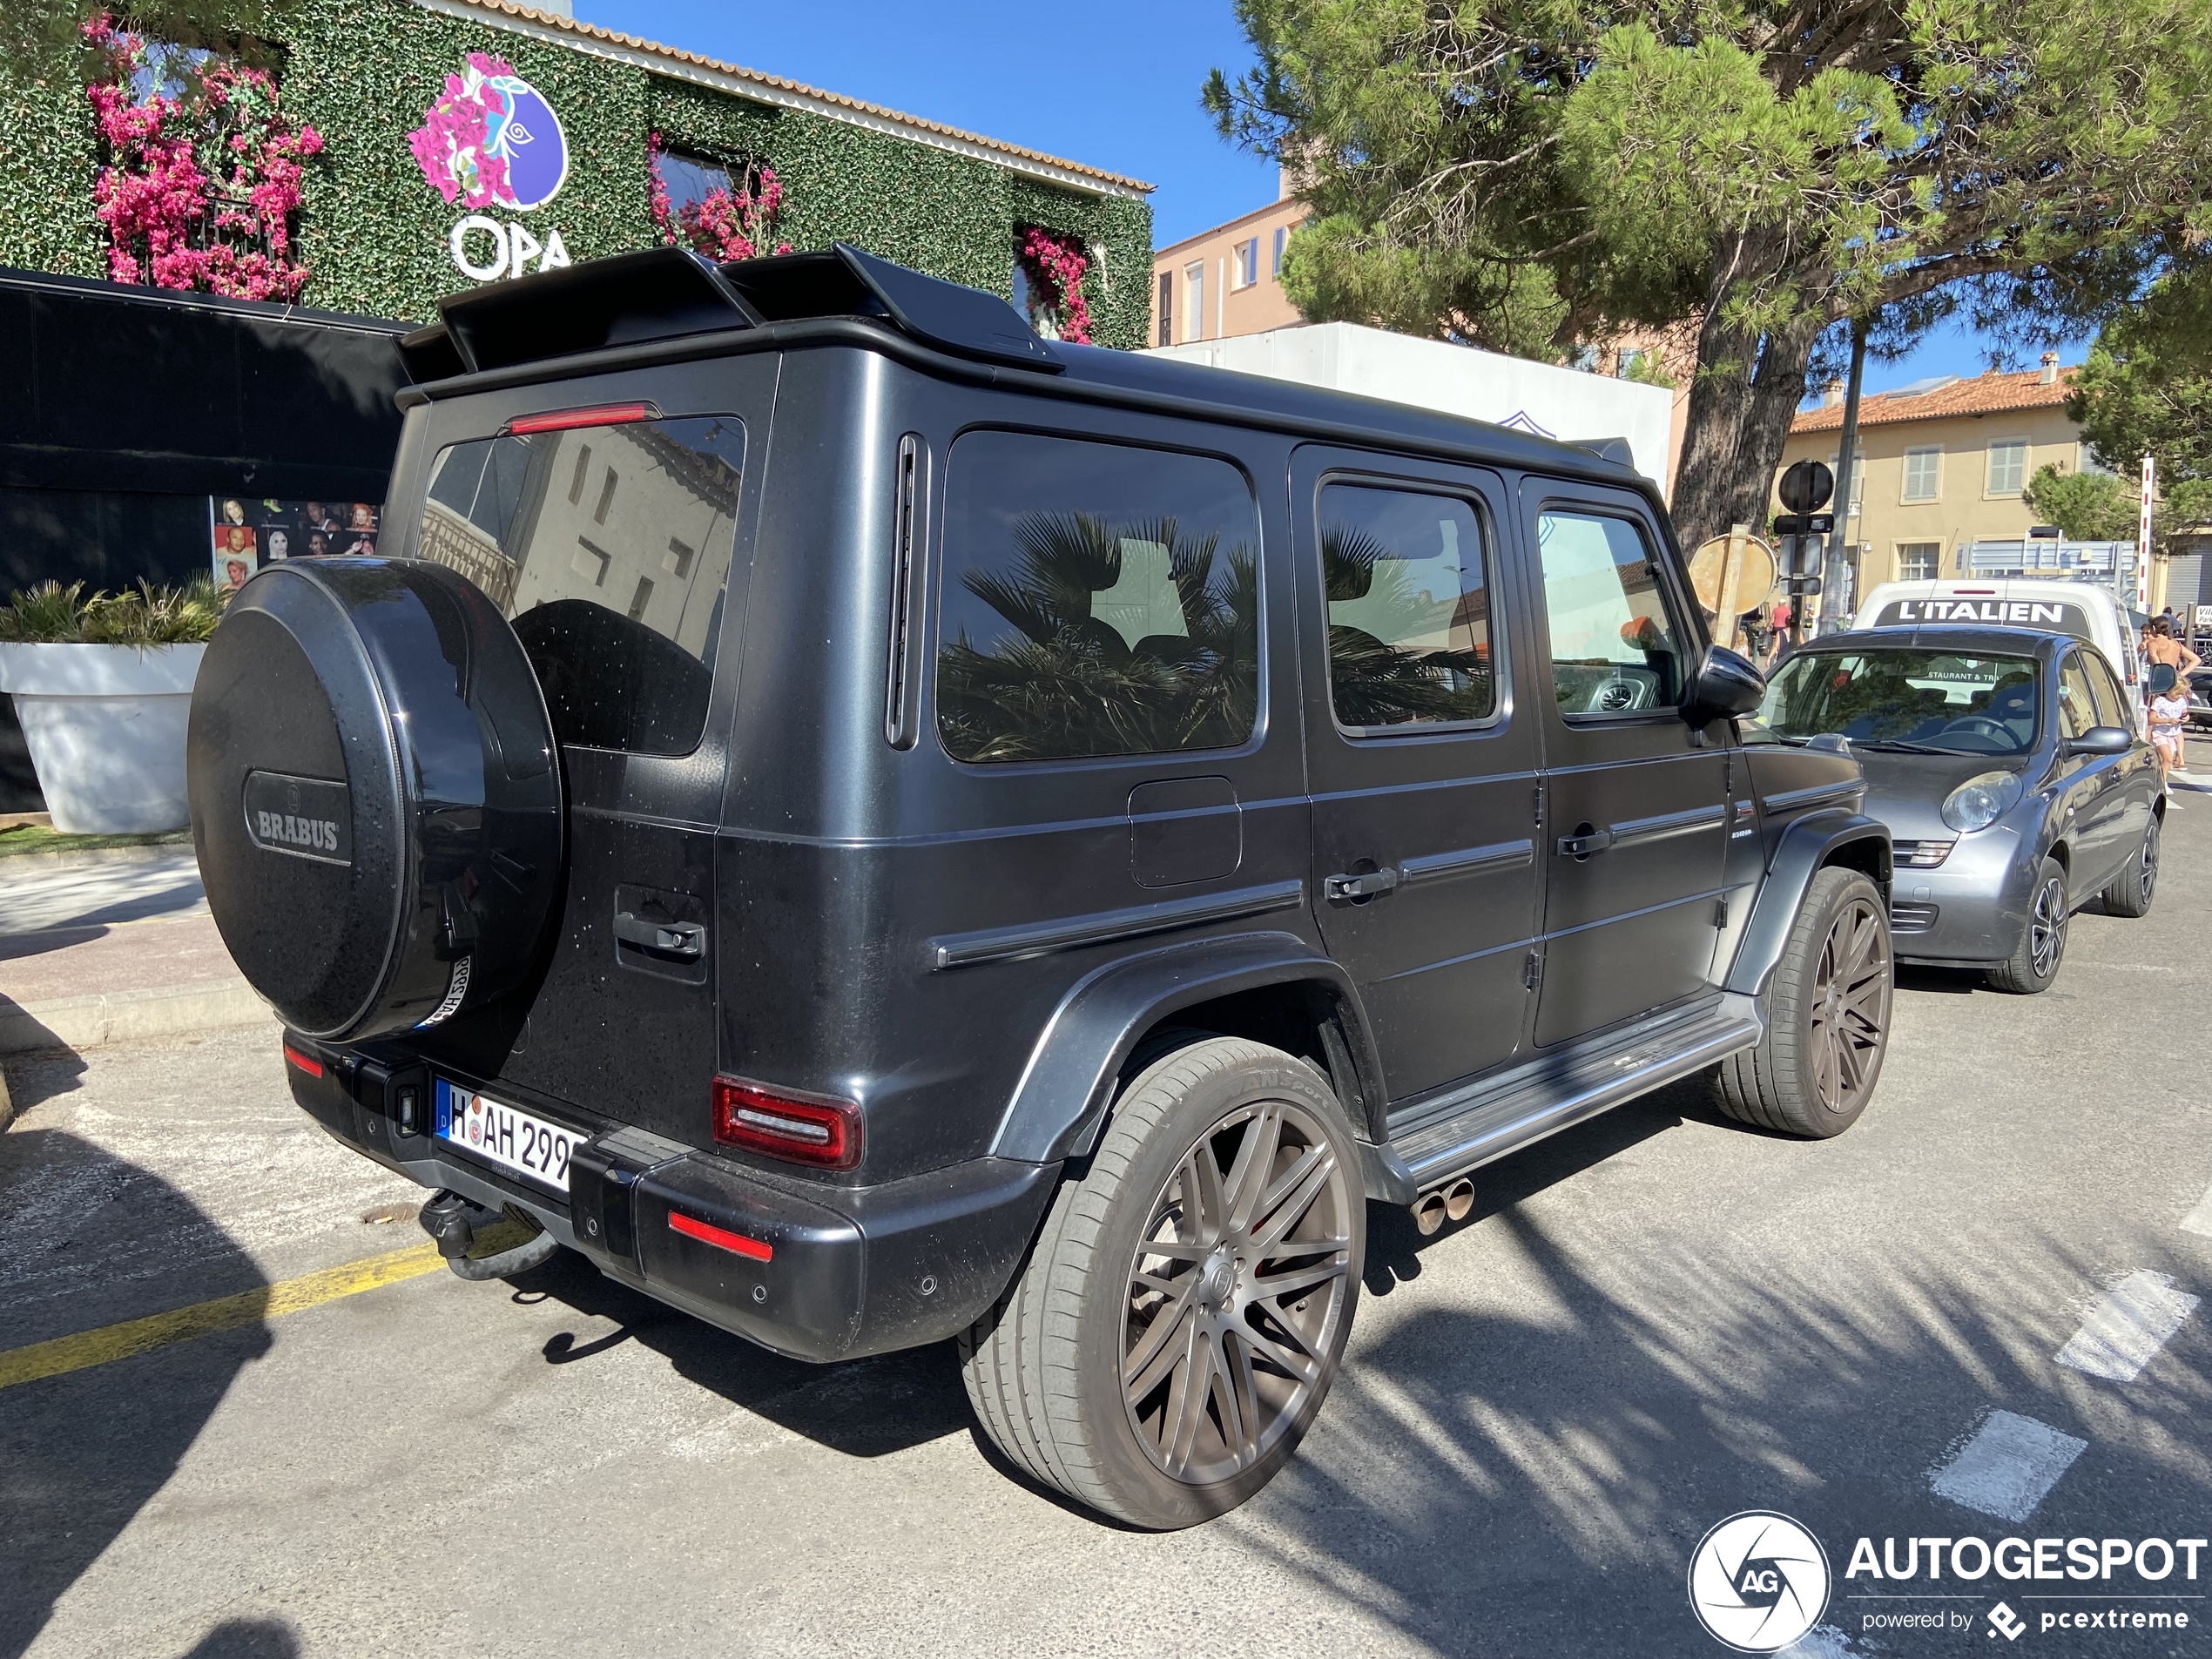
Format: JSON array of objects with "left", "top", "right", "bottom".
[
  {"left": 1323, "top": 523, "right": 1491, "bottom": 726},
  {"left": 937, "top": 510, "right": 1258, "bottom": 762}
]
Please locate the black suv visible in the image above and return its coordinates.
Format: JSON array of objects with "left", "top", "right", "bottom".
[{"left": 188, "top": 245, "right": 1893, "bottom": 1528}]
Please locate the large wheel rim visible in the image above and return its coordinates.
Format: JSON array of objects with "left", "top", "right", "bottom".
[
  {"left": 1121, "top": 1098, "right": 1356, "bottom": 1487},
  {"left": 1808, "top": 895, "right": 1889, "bottom": 1116},
  {"left": 2139, "top": 823, "right": 2160, "bottom": 905},
  {"left": 2028, "top": 874, "right": 2067, "bottom": 978}
]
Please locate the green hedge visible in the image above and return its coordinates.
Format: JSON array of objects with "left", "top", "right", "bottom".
[{"left": 0, "top": 0, "right": 1152, "bottom": 346}]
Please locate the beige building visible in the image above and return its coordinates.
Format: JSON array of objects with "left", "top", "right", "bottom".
[
  {"left": 1149, "top": 173, "right": 1308, "bottom": 347},
  {"left": 1777, "top": 355, "right": 2093, "bottom": 601}
]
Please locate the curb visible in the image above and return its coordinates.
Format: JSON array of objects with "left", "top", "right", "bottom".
[
  {"left": 0, "top": 841, "right": 196, "bottom": 870},
  {"left": 0, "top": 978, "right": 272, "bottom": 1056}
]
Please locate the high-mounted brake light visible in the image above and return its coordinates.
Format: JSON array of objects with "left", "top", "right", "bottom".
[
  {"left": 712, "top": 1075, "right": 861, "bottom": 1170},
  {"left": 282, "top": 1043, "right": 324, "bottom": 1077},
  {"left": 668, "top": 1211, "right": 772, "bottom": 1261},
  {"left": 502, "top": 401, "right": 658, "bottom": 435}
]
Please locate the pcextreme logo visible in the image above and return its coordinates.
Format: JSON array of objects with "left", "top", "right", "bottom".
[{"left": 1688, "top": 1511, "right": 1832, "bottom": 1653}]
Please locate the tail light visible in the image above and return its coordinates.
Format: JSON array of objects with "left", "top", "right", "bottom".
[
  {"left": 502, "top": 401, "right": 658, "bottom": 435},
  {"left": 712, "top": 1076, "right": 861, "bottom": 1170}
]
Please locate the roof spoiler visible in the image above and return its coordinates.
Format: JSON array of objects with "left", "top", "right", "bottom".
[
  {"left": 399, "top": 242, "right": 1062, "bottom": 384},
  {"left": 1574, "top": 435, "right": 1638, "bottom": 471}
]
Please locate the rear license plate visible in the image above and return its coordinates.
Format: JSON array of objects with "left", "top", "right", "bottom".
[{"left": 435, "top": 1080, "right": 576, "bottom": 1195}]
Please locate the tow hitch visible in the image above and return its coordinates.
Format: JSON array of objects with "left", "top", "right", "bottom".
[{"left": 418, "top": 1189, "right": 563, "bottom": 1280}]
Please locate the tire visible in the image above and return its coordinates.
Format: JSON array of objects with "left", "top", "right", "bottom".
[
  {"left": 1713, "top": 867, "right": 1892, "bottom": 1138},
  {"left": 2098, "top": 814, "right": 2160, "bottom": 920},
  {"left": 959, "top": 1036, "right": 1366, "bottom": 1529},
  {"left": 1986, "top": 856, "right": 2070, "bottom": 994}
]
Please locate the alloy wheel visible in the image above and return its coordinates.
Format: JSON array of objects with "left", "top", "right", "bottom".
[
  {"left": 2029, "top": 874, "right": 2067, "bottom": 978},
  {"left": 2140, "top": 825, "right": 2160, "bottom": 906},
  {"left": 1121, "top": 1098, "right": 1356, "bottom": 1486},
  {"left": 1808, "top": 895, "right": 1889, "bottom": 1116}
]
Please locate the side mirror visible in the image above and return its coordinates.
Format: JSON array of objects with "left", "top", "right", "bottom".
[
  {"left": 1683, "top": 644, "right": 1766, "bottom": 724},
  {"left": 2063, "top": 725, "right": 2132, "bottom": 758}
]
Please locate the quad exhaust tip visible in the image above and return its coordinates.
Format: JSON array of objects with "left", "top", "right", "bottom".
[{"left": 1412, "top": 1177, "right": 1477, "bottom": 1236}]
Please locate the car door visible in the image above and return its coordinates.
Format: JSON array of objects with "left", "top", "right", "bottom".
[
  {"left": 1295, "top": 448, "right": 1541, "bottom": 1104},
  {"left": 2076, "top": 647, "right": 2151, "bottom": 884},
  {"left": 1521, "top": 485, "right": 1730, "bottom": 1047}
]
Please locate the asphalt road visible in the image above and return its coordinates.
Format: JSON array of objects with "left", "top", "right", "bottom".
[{"left": 4, "top": 771, "right": 2209, "bottom": 1659}]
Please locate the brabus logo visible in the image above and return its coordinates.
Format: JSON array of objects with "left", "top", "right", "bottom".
[
  {"left": 1688, "top": 1511, "right": 1832, "bottom": 1652},
  {"left": 242, "top": 770, "right": 352, "bottom": 867}
]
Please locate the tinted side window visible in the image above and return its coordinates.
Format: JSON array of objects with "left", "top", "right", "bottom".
[
  {"left": 1320, "top": 484, "right": 1494, "bottom": 730},
  {"left": 417, "top": 416, "right": 743, "bottom": 755},
  {"left": 1535, "top": 509, "right": 1685, "bottom": 714},
  {"left": 2083, "top": 653, "right": 2129, "bottom": 728},
  {"left": 2057, "top": 652, "right": 2098, "bottom": 739},
  {"left": 935, "top": 431, "right": 1260, "bottom": 764}
]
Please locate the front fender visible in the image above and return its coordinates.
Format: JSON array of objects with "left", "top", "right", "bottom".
[
  {"left": 1723, "top": 810, "right": 1892, "bottom": 997},
  {"left": 988, "top": 930, "right": 1384, "bottom": 1164}
]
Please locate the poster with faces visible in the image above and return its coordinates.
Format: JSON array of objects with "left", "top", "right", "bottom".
[{"left": 212, "top": 499, "right": 384, "bottom": 583}]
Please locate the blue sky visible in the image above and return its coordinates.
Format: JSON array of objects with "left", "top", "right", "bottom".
[{"left": 592, "top": 1, "right": 2084, "bottom": 395}]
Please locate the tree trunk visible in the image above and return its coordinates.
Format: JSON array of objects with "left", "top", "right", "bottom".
[{"left": 1669, "top": 240, "right": 1831, "bottom": 550}]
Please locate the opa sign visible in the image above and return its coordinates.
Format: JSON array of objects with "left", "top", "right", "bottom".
[{"left": 408, "top": 53, "right": 574, "bottom": 283}]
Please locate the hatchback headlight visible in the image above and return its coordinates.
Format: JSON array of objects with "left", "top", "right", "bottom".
[{"left": 1940, "top": 771, "right": 2023, "bottom": 833}]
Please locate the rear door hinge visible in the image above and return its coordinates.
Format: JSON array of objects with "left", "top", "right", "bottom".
[
  {"left": 1714, "top": 898, "right": 1730, "bottom": 927},
  {"left": 1523, "top": 949, "right": 1541, "bottom": 990},
  {"left": 1533, "top": 783, "right": 1545, "bottom": 826}
]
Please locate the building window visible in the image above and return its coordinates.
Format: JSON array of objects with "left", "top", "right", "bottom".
[
  {"left": 654, "top": 148, "right": 732, "bottom": 219},
  {"left": 1157, "top": 272, "right": 1172, "bottom": 347},
  {"left": 1184, "top": 262, "right": 1204, "bottom": 342},
  {"left": 1897, "top": 542, "right": 1940, "bottom": 582},
  {"left": 1271, "top": 224, "right": 1288, "bottom": 278},
  {"left": 1826, "top": 452, "right": 1865, "bottom": 513},
  {"left": 1902, "top": 447, "right": 1942, "bottom": 502},
  {"left": 1232, "top": 239, "right": 1258, "bottom": 288},
  {"left": 1987, "top": 439, "right": 2028, "bottom": 496}
]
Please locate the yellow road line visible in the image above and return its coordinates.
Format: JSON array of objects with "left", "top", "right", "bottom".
[{"left": 0, "top": 1240, "right": 447, "bottom": 1392}]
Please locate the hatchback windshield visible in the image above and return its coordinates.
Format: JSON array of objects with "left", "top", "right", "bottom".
[{"left": 1751, "top": 648, "right": 2040, "bottom": 754}]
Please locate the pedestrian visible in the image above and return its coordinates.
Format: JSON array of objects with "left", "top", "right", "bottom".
[
  {"left": 2148, "top": 671, "right": 2190, "bottom": 779},
  {"left": 2144, "top": 616, "right": 2202, "bottom": 683}
]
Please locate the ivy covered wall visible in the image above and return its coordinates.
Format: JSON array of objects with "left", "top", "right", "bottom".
[{"left": 0, "top": 0, "right": 1152, "bottom": 345}]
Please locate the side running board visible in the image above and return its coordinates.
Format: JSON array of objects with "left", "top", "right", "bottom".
[{"left": 1359, "top": 994, "right": 1764, "bottom": 1204}]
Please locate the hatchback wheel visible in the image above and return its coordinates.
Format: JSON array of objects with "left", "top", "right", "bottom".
[
  {"left": 1712, "top": 866, "right": 1891, "bottom": 1137},
  {"left": 1987, "top": 856, "right": 2069, "bottom": 994},
  {"left": 960, "top": 1036, "right": 1365, "bottom": 1528},
  {"left": 2098, "top": 814, "right": 2159, "bottom": 920}
]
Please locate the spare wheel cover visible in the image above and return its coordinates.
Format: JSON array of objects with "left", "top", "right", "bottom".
[{"left": 187, "top": 559, "right": 563, "bottom": 1042}]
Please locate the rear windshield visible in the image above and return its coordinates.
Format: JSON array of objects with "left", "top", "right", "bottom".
[
  {"left": 1753, "top": 648, "right": 2040, "bottom": 755},
  {"left": 415, "top": 415, "right": 744, "bottom": 755}
]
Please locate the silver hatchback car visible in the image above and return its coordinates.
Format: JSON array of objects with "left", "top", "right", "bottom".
[{"left": 1747, "top": 626, "right": 2163, "bottom": 992}]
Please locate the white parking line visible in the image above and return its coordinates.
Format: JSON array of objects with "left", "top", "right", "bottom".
[
  {"left": 1932, "top": 1411, "right": 2087, "bottom": 1523},
  {"left": 2182, "top": 1183, "right": 2212, "bottom": 1239},
  {"left": 2054, "top": 1271, "right": 2200, "bottom": 1383}
]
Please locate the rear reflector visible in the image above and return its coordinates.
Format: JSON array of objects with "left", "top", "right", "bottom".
[
  {"left": 712, "top": 1075, "right": 861, "bottom": 1170},
  {"left": 668, "top": 1211, "right": 772, "bottom": 1261},
  {"left": 502, "top": 401, "right": 658, "bottom": 435},
  {"left": 282, "top": 1043, "right": 324, "bottom": 1078}
]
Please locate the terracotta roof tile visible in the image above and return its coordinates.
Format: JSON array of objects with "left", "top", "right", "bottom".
[
  {"left": 1794, "top": 366, "right": 2076, "bottom": 433},
  {"left": 431, "top": 0, "right": 1153, "bottom": 195}
]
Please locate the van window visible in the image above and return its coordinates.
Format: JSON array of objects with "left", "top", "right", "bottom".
[
  {"left": 1534, "top": 509, "right": 1685, "bottom": 715},
  {"left": 1319, "top": 484, "right": 1494, "bottom": 729},
  {"left": 416, "top": 415, "right": 743, "bottom": 755},
  {"left": 935, "top": 431, "right": 1260, "bottom": 764}
]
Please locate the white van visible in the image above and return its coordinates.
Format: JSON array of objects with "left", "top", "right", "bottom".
[{"left": 1852, "top": 577, "right": 2145, "bottom": 711}]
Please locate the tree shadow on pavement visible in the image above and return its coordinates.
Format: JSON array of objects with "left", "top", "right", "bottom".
[
  {"left": 0, "top": 1123, "right": 272, "bottom": 1659},
  {"left": 1218, "top": 1204, "right": 2212, "bottom": 1658},
  {"left": 174, "top": 1618, "right": 300, "bottom": 1658}
]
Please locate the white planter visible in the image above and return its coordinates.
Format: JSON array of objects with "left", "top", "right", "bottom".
[{"left": 0, "top": 642, "right": 206, "bottom": 833}]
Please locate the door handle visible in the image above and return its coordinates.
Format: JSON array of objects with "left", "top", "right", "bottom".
[
  {"left": 614, "top": 912, "right": 705, "bottom": 959},
  {"left": 1557, "top": 828, "right": 1616, "bottom": 859},
  {"left": 1324, "top": 867, "right": 1401, "bottom": 901}
]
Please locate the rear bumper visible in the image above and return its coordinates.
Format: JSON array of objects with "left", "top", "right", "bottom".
[{"left": 281, "top": 1033, "right": 1057, "bottom": 1363}]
